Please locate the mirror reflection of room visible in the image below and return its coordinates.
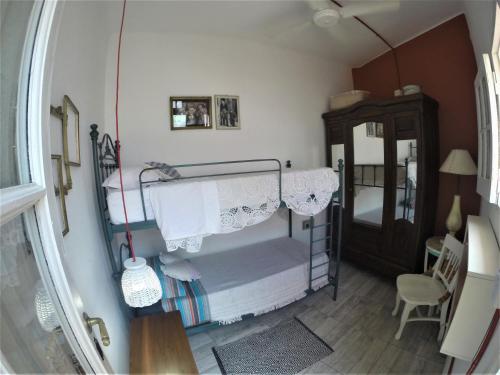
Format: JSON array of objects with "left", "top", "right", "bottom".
[
  {"left": 353, "top": 122, "right": 384, "bottom": 226},
  {"left": 395, "top": 140, "right": 417, "bottom": 223}
]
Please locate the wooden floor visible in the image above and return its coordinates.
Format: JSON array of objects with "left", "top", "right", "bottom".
[{"left": 188, "top": 261, "right": 446, "bottom": 374}]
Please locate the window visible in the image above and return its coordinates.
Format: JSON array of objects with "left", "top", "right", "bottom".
[
  {"left": 0, "top": 1, "right": 95, "bottom": 372},
  {"left": 476, "top": 4, "right": 500, "bottom": 207}
]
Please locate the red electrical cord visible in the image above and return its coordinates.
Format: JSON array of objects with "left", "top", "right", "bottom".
[{"left": 115, "top": 0, "right": 136, "bottom": 262}]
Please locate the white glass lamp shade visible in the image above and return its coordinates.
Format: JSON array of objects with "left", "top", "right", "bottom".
[
  {"left": 121, "top": 257, "right": 162, "bottom": 307},
  {"left": 34, "top": 280, "right": 60, "bottom": 332},
  {"left": 439, "top": 149, "right": 477, "bottom": 175}
]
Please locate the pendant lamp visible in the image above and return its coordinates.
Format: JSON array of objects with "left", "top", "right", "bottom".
[
  {"left": 113, "top": 0, "right": 162, "bottom": 308},
  {"left": 121, "top": 257, "right": 161, "bottom": 307}
]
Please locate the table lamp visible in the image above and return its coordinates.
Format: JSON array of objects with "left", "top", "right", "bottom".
[{"left": 439, "top": 149, "right": 477, "bottom": 236}]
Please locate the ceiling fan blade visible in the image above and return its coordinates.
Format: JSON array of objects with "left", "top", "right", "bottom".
[
  {"left": 272, "top": 21, "right": 313, "bottom": 40},
  {"left": 339, "top": 1, "right": 400, "bottom": 18},
  {"left": 325, "top": 23, "right": 354, "bottom": 45},
  {"left": 304, "top": 0, "right": 333, "bottom": 12}
]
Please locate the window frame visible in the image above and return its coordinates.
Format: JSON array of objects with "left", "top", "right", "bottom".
[
  {"left": 490, "top": 4, "right": 500, "bottom": 205},
  {"left": 475, "top": 53, "right": 500, "bottom": 206},
  {"left": 0, "top": 1, "right": 108, "bottom": 372}
]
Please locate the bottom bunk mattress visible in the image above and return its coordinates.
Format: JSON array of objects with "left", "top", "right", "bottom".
[{"left": 151, "top": 237, "right": 330, "bottom": 327}]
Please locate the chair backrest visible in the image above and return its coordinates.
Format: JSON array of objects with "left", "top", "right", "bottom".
[{"left": 433, "top": 234, "right": 465, "bottom": 293}]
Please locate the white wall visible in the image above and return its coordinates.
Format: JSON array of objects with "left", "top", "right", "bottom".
[
  {"left": 48, "top": 2, "right": 129, "bottom": 373},
  {"left": 103, "top": 32, "right": 352, "bottom": 258}
]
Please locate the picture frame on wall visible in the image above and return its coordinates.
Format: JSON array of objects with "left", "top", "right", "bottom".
[
  {"left": 63, "top": 94, "right": 81, "bottom": 166},
  {"left": 170, "top": 96, "right": 212, "bottom": 130},
  {"left": 50, "top": 94, "right": 80, "bottom": 191},
  {"left": 215, "top": 95, "right": 240, "bottom": 130},
  {"left": 366, "top": 122, "right": 376, "bottom": 137},
  {"left": 51, "top": 154, "right": 69, "bottom": 236}
]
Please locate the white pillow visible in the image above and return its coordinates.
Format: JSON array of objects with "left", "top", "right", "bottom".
[
  {"left": 102, "top": 167, "right": 160, "bottom": 190},
  {"left": 160, "top": 260, "right": 201, "bottom": 281},
  {"left": 159, "top": 252, "right": 182, "bottom": 265}
]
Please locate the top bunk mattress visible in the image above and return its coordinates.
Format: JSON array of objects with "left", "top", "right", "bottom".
[
  {"left": 106, "top": 167, "right": 340, "bottom": 225},
  {"left": 107, "top": 188, "right": 154, "bottom": 224}
]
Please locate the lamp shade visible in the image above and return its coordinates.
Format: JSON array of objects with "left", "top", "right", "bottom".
[
  {"left": 439, "top": 149, "right": 477, "bottom": 175},
  {"left": 121, "top": 257, "right": 162, "bottom": 307}
]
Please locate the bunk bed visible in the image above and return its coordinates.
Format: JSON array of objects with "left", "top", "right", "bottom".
[{"left": 90, "top": 124, "right": 344, "bottom": 330}]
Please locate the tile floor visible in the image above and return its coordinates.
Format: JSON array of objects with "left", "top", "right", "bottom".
[{"left": 188, "top": 261, "right": 446, "bottom": 374}]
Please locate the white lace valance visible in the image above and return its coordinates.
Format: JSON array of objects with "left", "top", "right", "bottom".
[
  {"left": 282, "top": 168, "right": 339, "bottom": 216},
  {"left": 218, "top": 174, "right": 280, "bottom": 233},
  {"left": 158, "top": 168, "right": 338, "bottom": 252}
]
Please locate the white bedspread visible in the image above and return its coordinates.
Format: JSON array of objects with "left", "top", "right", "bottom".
[
  {"left": 149, "top": 181, "right": 220, "bottom": 252},
  {"left": 189, "top": 237, "right": 329, "bottom": 324}
]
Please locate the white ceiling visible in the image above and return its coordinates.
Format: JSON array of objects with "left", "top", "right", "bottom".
[{"left": 110, "top": 0, "right": 464, "bottom": 67}]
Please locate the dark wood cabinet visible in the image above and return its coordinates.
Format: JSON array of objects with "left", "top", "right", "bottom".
[{"left": 323, "top": 93, "right": 439, "bottom": 277}]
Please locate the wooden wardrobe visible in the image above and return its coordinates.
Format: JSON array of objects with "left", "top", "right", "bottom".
[{"left": 323, "top": 93, "right": 439, "bottom": 277}]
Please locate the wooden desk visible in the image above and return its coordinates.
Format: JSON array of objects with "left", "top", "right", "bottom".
[{"left": 130, "top": 311, "right": 199, "bottom": 374}]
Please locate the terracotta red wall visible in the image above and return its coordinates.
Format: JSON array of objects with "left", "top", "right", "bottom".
[{"left": 352, "top": 14, "right": 480, "bottom": 235}]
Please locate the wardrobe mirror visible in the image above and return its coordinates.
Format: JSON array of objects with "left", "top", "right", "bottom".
[
  {"left": 353, "top": 122, "right": 384, "bottom": 226},
  {"left": 395, "top": 139, "right": 417, "bottom": 223},
  {"left": 331, "top": 144, "right": 345, "bottom": 207}
]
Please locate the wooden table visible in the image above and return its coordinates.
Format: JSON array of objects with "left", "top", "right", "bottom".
[{"left": 130, "top": 311, "right": 199, "bottom": 374}]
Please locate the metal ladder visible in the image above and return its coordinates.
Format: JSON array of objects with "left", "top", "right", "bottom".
[{"left": 306, "top": 160, "right": 343, "bottom": 301}]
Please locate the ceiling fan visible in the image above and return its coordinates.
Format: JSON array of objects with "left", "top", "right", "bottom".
[{"left": 271, "top": 0, "right": 400, "bottom": 42}]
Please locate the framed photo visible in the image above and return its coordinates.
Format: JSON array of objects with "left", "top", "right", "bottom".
[
  {"left": 215, "top": 95, "right": 240, "bottom": 129},
  {"left": 366, "top": 122, "right": 376, "bottom": 137},
  {"left": 376, "top": 123, "right": 384, "bottom": 138},
  {"left": 51, "top": 154, "right": 69, "bottom": 236},
  {"left": 63, "top": 95, "right": 80, "bottom": 166},
  {"left": 170, "top": 96, "right": 212, "bottom": 130}
]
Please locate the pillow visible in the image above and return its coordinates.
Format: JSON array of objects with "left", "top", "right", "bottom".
[
  {"left": 102, "top": 167, "right": 160, "bottom": 190},
  {"left": 159, "top": 252, "right": 182, "bottom": 265},
  {"left": 152, "top": 257, "right": 187, "bottom": 298},
  {"left": 145, "top": 161, "right": 181, "bottom": 180},
  {"left": 160, "top": 259, "right": 201, "bottom": 282}
]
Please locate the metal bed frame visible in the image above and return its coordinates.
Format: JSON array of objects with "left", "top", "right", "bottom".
[
  {"left": 354, "top": 159, "right": 415, "bottom": 222},
  {"left": 90, "top": 124, "right": 344, "bottom": 325}
]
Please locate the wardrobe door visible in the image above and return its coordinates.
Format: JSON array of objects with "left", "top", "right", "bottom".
[
  {"left": 386, "top": 111, "right": 420, "bottom": 269},
  {"left": 347, "top": 119, "right": 388, "bottom": 260}
]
